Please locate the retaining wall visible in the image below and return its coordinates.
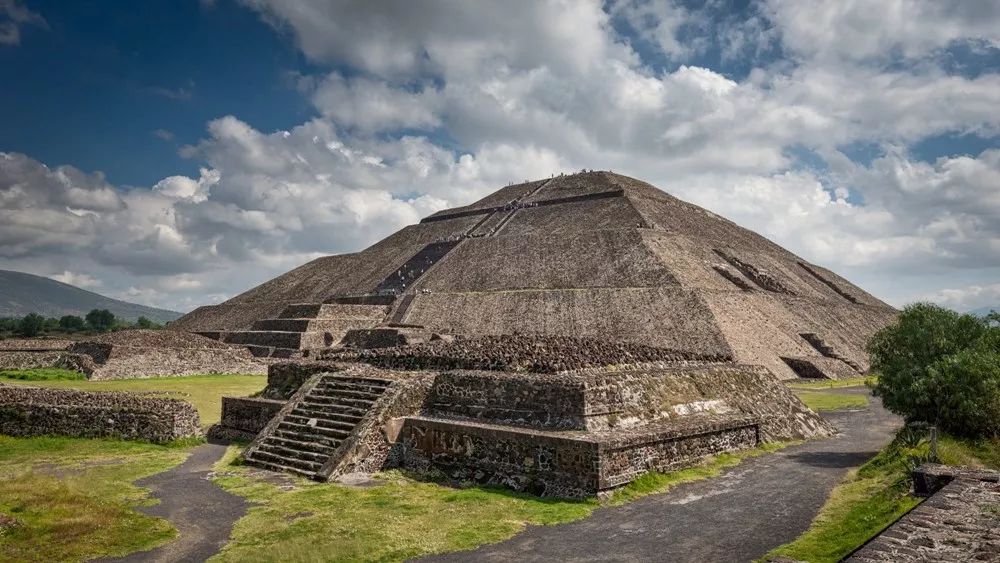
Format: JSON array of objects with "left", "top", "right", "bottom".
[{"left": 0, "top": 385, "right": 201, "bottom": 442}]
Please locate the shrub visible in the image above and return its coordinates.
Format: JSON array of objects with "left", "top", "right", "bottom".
[
  {"left": 16, "top": 314, "right": 46, "bottom": 337},
  {"left": 869, "top": 303, "right": 1000, "bottom": 437},
  {"left": 58, "top": 315, "right": 86, "bottom": 332},
  {"left": 85, "top": 309, "right": 115, "bottom": 332}
]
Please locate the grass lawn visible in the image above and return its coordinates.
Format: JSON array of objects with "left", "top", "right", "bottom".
[
  {"left": 764, "top": 430, "right": 1000, "bottom": 563},
  {"left": 786, "top": 376, "right": 877, "bottom": 390},
  {"left": 793, "top": 389, "right": 869, "bottom": 412},
  {"left": 208, "top": 441, "right": 790, "bottom": 562},
  {"left": 0, "top": 371, "right": 266, "bottom": 427},
  {"left": 0, "top": 436, "right": 195, "bottom": 562},
  {"left": 0, "top": 368, "right": 85, "bottom": 381}
]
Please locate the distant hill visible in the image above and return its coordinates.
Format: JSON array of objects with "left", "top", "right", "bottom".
[{"left": 0, "top": 270, "right": 182, "bottom": 323}]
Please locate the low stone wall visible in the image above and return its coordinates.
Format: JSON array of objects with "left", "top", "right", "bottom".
[
  {"left": 0, "top": 351, "right": 94, "bottom": 373},
  {"left": 208, "top": 396, "right": 285, "bottom": 442},
  {"left": 846, "top": 464, "right": 1000, "bottom": 562},
  {"left": 428, "top": 371, "right": 589, "bottom": 429},
  {"left": 399, "top": 414, "right": 759, "bottom": 498},
  {"left": 424, "top": 363, "right": 832, "bottom": 439},
  {"left": 0, "top": 385, "right": 201, "bottom": 442},
  {"left": 329, "top": 334, "right": 731, "bottom": 374}
]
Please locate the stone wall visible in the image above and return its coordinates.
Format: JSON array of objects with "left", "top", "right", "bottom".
[
  {"left": 0, "top": 385, "right": 201, "bottom": 442},
  {"left": 208, "top": 396, "right": 285, "bottom": 442},
  {"left": 846, "top": 464, "right": 1000, "bottom": 562},
  {"left": 0, "top": 351, "right": 93, "bottom": 373},
  {"left": 399, "top": 414, "right": 759, "bottom": 498},
  {"left": 330, "top": 334, "right": 730, "bottom": 374},
  {"left": 423, "top": 363, "right": 832, "bottom": 439}
]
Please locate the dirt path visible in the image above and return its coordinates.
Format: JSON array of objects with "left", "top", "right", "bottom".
[
  {"left": 419, "top": 389, "right": 901, "bottom": 563},
  {"left": 105, "top": 442, "right": 247, "bottom": 563}
]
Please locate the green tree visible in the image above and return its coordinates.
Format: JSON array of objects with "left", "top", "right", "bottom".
[
  {"left": 869, "top": 302, "right": 1000, "bottom": 437},
  {"left": 58, "top": 315, "right": 86, "bottom": 332},
  {"left": 17, "top": 313, "right": 46, "bottom": 337},
  {"left": 85, "top": 309, "right": 116, "bottom": 332},
  {"left": 135, "top": 316, "right": 159, "bottom": 329}
]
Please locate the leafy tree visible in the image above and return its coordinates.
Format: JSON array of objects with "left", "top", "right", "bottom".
[
  {"left": 17, "top": 313, "right": 46, "bottom": 337},
  {"left": 85, "top": 309, "right": 116, "bottom": 332},
  {"left": 869, "top": 303, "right": 1000, "bottom": 437},
  {"left": 135, "top": 316, "right": 160, "bottom": 329},
  {"left": 0, "top": 318, "right": 18, "bottom": 332},
  {"left": 58, "top": 315, "right": 86, "bottom": 332}
]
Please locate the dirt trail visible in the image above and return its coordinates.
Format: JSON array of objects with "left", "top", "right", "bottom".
[{"left": 105, "top": 442, "right": 247, "bottom": 563}]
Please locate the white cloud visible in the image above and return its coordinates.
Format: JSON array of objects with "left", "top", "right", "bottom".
[
  {"left": 764, "top": 0, "right": 1000, "bottom": 63},
  {"left": 2, "top": 0, "right": 998, "bottom": 312},
  {"left": 922, "top": 283, "right": 1000, "bottom": 312},
  {"left": 0, "top": 0, "right": 46, "bottom": 45}
]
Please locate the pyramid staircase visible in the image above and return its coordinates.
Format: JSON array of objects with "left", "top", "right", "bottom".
[
  {"left": 799, "top": 333, "right": 864, "bottom": 373},
  {"left": 242, "top": 374, "right": 392, "bottom": 478},
  {"left": 220, "top": 303, "right": 390, "bottom": 358}
]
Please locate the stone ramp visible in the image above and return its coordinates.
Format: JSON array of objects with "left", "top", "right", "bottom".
[{"left": 242, "top": 373, "right": 392, "bottom": 478}]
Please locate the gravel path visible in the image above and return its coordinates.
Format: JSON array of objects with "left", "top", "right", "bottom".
[
  {"left": 419, "top": 388, "right": 900, "bottom": 563},
  {"left": 106, "top": 442, "right": 247, "bottom": 563}
]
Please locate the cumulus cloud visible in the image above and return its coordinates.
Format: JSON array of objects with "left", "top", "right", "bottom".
[{"left": 1, "top": 0, "right": 998, "bottom": 312}]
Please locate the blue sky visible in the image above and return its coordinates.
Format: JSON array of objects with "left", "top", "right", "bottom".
[{"left": 0, "top": 0, "right": 998, "bottom": 313}]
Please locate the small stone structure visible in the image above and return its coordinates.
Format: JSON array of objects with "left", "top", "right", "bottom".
[
  {"left": 846, "top": 464, "right": 1000, "bottom": 562},
  {"left": 221, "top": 353, "right": 831, "bottom": 498},
  {"left": 0, "top": 338, "right": 92, "bottom": 372},
  {"left": 0, "top": 331, "right": 267, "bottom": 380},
  {"left": 0, "top": 384, "right": 201, "bottom": 442}
]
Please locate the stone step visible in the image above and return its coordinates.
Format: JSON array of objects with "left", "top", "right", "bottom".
[
  {"left": 246, "top": 457, "right": 317, "bottom": 478},
  {"left": 277, "top": 303, "right": 390, "bottom": 321},
  {"left": 285, "top": 413, "right": 357, "bottom": 431},
  {"left": 278, "top": 420, "right": 352, "bottom": 440},
  {"left": 310, "top": 387, "right": 384, "bottom": 401},
  {"left": 301, "top": 396, "right": 377, "bottom": 410},
  {"left": 295, "top": 402, "right": 368, "bottom": 420},
  {"left": 257, "top": 442, "right": 331, "bottom": 463},
  {"left": 250, "top": 449, "right": 322, "bottom": 472},
  {"left": 319, "top": 376, "right": 393, "bottom": 387},
  {"left": 269, "top": 425, "right": 348, "bottom": 449},
  {"left": 251, "top": 318, "right": 381, "bottom": 333},
  {"left": 222, "top": 330, "right": 335, "bottom": 350},
  {"left": 264, "top": 434, "right": 339, "bottom": 454}
]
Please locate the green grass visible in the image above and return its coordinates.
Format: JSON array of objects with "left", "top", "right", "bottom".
[
  {"left": 793, "top": 389, "right": 869, "bottom": 412},
  {"left": 0, "top": 372, "right": 266, "bottom": 427},
  {"left": 765, "top": 430, "right": 1000, "bottom": 563},
  {"left": 209, "top": 441, "right": 792, "bottom": 562},
  {"left": 0, "top": 368, "right": 85, "bottom": 381},
  {"left": 0, "top": 436, "right": 195, "bottom": 562},
  {"left": 786, "top": 376, "right": 877, "bottom": 390}
]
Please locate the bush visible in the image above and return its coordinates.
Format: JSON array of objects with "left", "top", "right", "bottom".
[
  {"left": 58, "top": 315, "right": 86, "bottom": 332},
  {"left": 16, "top": 314, "right": 46, "bottom": 337},
  {"left": 869, "top": 303, "right": 1000, "bottom": 437},
  {"left": 85, "top": 309, "right": 115, "bottom": 332}
]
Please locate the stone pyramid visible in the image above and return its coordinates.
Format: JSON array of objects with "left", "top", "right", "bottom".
[{"left": 172, "top": 171, "right": 897, "bottom": 379}]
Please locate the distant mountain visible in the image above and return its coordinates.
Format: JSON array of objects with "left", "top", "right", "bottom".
[
  {"left": 970, "top": 306, "right": 999, "bottom": 317},
  {"left": 0, "top": 270, "right": 182, "bottom": 323}
]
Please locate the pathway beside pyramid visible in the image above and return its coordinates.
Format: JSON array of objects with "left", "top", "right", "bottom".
[{"left": 178, "top": 171, "right": 897, "bottom": 496}]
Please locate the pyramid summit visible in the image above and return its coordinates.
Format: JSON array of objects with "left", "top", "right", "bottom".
[{"left": 173, "top": 171, "right": 896, "bottom": 380}]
